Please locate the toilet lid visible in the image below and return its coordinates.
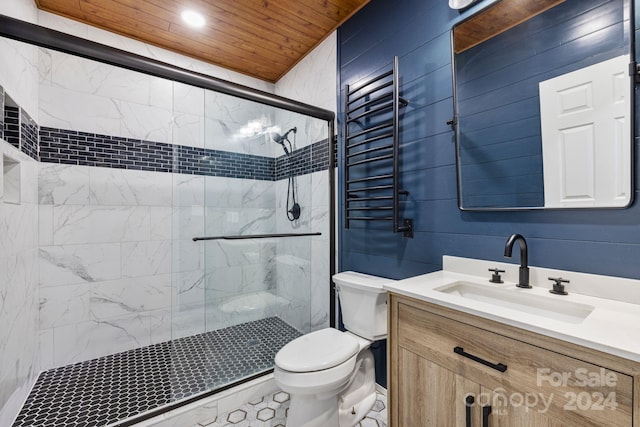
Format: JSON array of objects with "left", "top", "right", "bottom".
[{"left": 275, "top": 328, "right": 360, "bottom": 372}]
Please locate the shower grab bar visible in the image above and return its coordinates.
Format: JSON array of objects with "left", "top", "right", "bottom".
[{"left": 192, "top": 232, "right": 321, "bottom": 242}]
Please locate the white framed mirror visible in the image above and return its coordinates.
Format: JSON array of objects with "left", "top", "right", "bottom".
[{"left": 451, "top": 0, "right": 634, "bottom": 210}]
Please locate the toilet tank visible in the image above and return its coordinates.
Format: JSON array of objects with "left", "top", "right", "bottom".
[{"left": 333, "top": 271, "right": 395, "bottom": 341}]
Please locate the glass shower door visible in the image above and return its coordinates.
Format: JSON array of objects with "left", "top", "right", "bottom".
[{"left": 194, "top": 90, "right": 327, "bottom": 387}]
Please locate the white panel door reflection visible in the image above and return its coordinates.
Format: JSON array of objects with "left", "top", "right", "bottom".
[{"left": 539, "top": 55, "right": 630, "bottom": 207}]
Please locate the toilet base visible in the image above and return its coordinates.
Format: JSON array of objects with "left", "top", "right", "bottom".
[
  {"left": 285, "top": 392, "right": 377, "bottom": 427},
  {"left": 283, "top": 349, "right": 377, "bottom": 427},
  {"left": 339, "top": 392, "right": 377, "bottom": 427},
  {"left": 338, "top": 349, "right": 377, "bottom": 427},
  {"left": 287, "top": 394, "right": 340, "bottom": 427}
]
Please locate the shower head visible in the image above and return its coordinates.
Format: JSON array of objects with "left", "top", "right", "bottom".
[
  {"left": 271, "top": 127, "right": 296, "bottom": 155},
  {"left": 271, "top": 134, "right": 290, "bottom": 155}
]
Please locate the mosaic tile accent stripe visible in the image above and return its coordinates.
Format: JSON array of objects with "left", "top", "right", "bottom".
[
  {"left": 175, "top": 145, "right": 274, "bottom": 181},
  {"left": 1, "top": 105, "right": 39, "bottom": 160},
  {"left": 1, "top": 84, "right": 331, "bottom": 179},
  {"left": 39, "top": 127, "right": 175, "bottom": 172},
  {"left": 20, "top": 108, "right": 39, "bottom": 160},
  {"left": 3, "top": 105, "right": 19, "bottom": 150},
  {"left": 13, "top": 317, "right": 301, "bottom": 427},
  {"left": 275, "top": 138, "right": 330, "bottom": 181},
  {"left": 40, "top": 126, "right": 330, "bottom": 180}
]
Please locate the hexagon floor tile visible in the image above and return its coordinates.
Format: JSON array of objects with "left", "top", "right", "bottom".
[
  {"left": 201, "top": 391, "right": 387, "bottom": 427},
  {"left": 12, "top": 317, "right": 301, "bottom": 427}
]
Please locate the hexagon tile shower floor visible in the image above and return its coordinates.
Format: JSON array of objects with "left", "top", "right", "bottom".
[{"left": 12, "top": 317, "right": 301, "bottom": 427}]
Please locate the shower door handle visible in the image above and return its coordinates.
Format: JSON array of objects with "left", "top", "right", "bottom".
[{"left": 192, "top": 232, "right": 321, "bottom": 241}]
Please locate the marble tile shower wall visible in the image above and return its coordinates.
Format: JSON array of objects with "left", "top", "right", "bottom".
[
  {"left": 0, "top": 21, "right": 39, "bottom": 123},
  {"left": 0, "top": 140, "right": 39, "bottom": 415},
  {"left": 273, "top": 109, "right": 328, "bottom": 153},
  {"left": 38, "top": 49, "right": 277, "bottom": 158},
  {"left": 274, "top": 32, "right": 337, "bottom": 149},
  {"left": 35, "top": 169, "right": 330, "bottom": 369},
  {"left": 0, "top": 0, "right": 41, "bottom": 414},
  {"left": 34, "top": 46, "right": 272, "bottom": 370},
  {"left": 274, "top": 170, "right": 330, "bottom": 332},
  {"left": 174, "top": 174, "right": 277, "bottom": 337},
  {"left": 36, "top": 166, "right": 294, "bottom": 367},
  {"left": 37, "top": 155, "right": 317, "bottom": 370},
  {"left": 272, "top": 32, "right": 336, "bottom": 334},
  {"left": 38, "top": 163, "right": 175, "bottom": 369}
]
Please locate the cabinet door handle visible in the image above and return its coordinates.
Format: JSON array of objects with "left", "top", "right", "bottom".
[
  {"left": 465, "top": 395, "right": 475, "bottom": 427},
  {"left": 482, "top": 405, "right": 492, "bottom": 427},
  {"left": 453, "top": 346, "right": 507, "bottom": 372}
]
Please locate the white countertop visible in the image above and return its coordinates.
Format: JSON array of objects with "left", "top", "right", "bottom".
[{"left": 383, "top": 256, "right": 640, "bottom": 363}]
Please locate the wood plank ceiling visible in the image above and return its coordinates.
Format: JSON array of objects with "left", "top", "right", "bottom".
[
  {"left": 34, "top": 0, "right": 370, "bottom": 83},
  {"left": 453, "top": 0, "right": 565, "bottom": 53}
]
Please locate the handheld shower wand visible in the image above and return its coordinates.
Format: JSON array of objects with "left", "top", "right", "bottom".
[
  {"left": 271, "top": 135, "right": 289, "bottom": 155},
  {"left": 270, "top": 127, "right": 300, "bottom": 221},
  {"left": 270, "top": 127, "right": 296, "bottom": 155}
]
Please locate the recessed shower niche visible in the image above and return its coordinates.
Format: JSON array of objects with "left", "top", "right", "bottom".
[{"left": 2, "top": 153, "right": 20, "bottom": 205}]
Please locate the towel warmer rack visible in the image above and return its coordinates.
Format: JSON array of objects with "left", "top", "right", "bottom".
[{"left": 343, "top": 56, "right": 412, "bottom": 237}]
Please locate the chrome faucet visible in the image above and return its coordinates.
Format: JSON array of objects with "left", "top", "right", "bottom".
[{"left": 503, "top": 233, "right": 531, "bottom": 288}]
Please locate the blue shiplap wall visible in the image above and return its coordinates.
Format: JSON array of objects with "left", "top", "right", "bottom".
[{"left": 338, "top": 0, "right": 639, "bottom": 387}]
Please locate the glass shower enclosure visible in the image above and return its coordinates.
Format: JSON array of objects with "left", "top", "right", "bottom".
[
  {"left": 170, "top": 89, "right": 332, "bottom": 398},
  {"left": 0, "top": 14, "right": 334, "bottom": 425}
]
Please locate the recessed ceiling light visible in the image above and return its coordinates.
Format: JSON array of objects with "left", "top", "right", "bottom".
[{"left": 181, "top": 10, "right": 206, "bottom": 28}]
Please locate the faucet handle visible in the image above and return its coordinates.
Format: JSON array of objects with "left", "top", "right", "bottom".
[
  {"left": 488, "top": 268, "right": 505, "bottom": 283},
  {"left": 548, "top": 277, "right": 569, "bottom": 295}
]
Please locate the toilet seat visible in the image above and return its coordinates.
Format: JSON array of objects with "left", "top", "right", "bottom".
[
  {"left": 275, "top": 328, "right": 359, "bottom": 372},
  {"left": 274, "top": 353, "right": 358, "bottom": 396}
]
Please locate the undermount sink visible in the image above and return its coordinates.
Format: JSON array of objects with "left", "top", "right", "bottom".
[{"left": 434, "top": 281, "right": 594, "bottom": 324}]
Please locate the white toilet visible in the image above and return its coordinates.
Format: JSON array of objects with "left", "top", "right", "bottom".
[{"left": 274, "top": 271, "right": 393, "bottom": 427}]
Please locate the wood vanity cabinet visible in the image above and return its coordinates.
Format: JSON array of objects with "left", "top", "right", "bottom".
[{"left": 388, "top": 293, "right": 640, "bottom": 426}]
